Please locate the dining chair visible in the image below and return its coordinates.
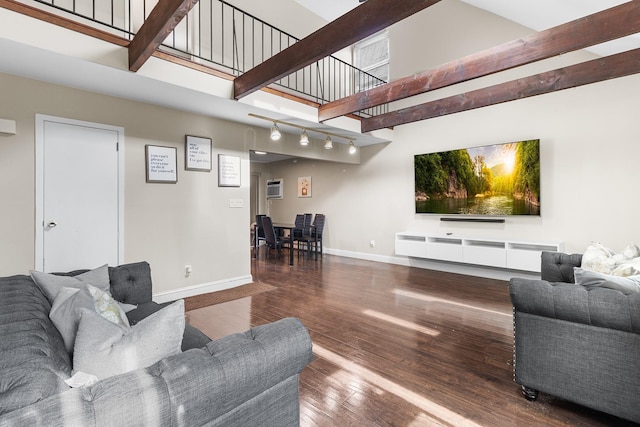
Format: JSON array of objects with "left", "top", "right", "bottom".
[
  {"left": 298, "top": 214, "right": 325, "bottom": 259},
  {"left": 261, "top": 216, "right": 288, "bottom": 259},
  {"left": 292, "top": 214, "right": 305, "bottom": 252},
  {"left": 254, "top": 214, "right": 266, "bottom": 256}
]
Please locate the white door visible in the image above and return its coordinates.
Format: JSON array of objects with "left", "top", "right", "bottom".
[{"left": 35, "top": 115, "right": 124, "bottom": 272}]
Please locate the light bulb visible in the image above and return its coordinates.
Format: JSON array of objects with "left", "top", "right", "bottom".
[
  {"left": 300, "top": 130, "right": 309, "bottom": 146},
  {"left": 324, "top": 136, "right": 333, "bottom": 149},
  {"left": 270, "top": 123, "right": 281, "bottom": 141}
]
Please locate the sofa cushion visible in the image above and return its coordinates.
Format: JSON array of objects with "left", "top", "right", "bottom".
[
  {"left": 108, "top": 262, "right": 152, "bottom": 305},
  {"left": 574, "top": 267, "right": 640, "bottom": 294},
  {"left": 0, "top": 275, "right": 71, "bottom": 415},
  {"left": 73, "top": 300, "right": 185, "bottom": 380},
  {"left": 30, "top": 264, "right": 110, "bottom": 303}
]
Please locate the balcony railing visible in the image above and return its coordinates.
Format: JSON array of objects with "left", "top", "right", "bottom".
[{"left": 20, "top": 0, "right": 388, "bottom": 118}]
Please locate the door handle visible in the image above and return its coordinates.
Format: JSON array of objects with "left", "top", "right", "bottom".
[{"left": 47, "top": 221, "right": 57, "bottom": 228}]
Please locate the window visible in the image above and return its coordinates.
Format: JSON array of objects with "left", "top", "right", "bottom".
[{"left": 354, "top": 30, "right": 389, "bottom": 91}]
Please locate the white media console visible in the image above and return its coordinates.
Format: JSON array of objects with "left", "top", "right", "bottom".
[{"left": 395, "top": 232, "right": 563, "bottom": 273}]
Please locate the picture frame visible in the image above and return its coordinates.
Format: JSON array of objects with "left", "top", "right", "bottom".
[
  {"left": 185, "top": 135, "right": 212, "bottom": 171},
  {"left": 298, "top": 176, "right": 312, "bottom": 198},
  {"left": 145, "top": 145, "right": 177, "bottom": 183},
  {"left": 218, "top": 154, "right": 241, "bottom": 187}
]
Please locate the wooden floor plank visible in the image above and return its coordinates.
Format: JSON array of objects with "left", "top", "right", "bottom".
[{"left": 185, "top": 253, "right": 636, "bottom": 426}]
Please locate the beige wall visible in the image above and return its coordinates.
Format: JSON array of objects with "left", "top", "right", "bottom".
[
  {"left": 266, "top": 1, "right": 640, "bottom": 267},
  {"left": 0, "top": 73, "right": 258, "bottom": 295}
]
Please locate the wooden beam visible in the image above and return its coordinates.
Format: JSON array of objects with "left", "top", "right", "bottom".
[
  {"left": 320, "top": 0, "right": 640, "bottom": 121},
  {"left": 129, "top": 0, "right": 199, "bottom": 72},
  {"left": 232, "top": 0, "right": 441, "bottom": 100},
  {"left": 361, "top": 48, "right": 640, "bottom": 132}
]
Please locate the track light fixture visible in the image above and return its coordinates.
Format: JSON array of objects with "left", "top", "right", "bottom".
[
  {"left": 270, "top": 122, "right": 281, "bottom": 141},
  {"left": 348, "top": 140, "right": 357, "bottom": 154},
  {"left": 299, "top": 129, "right": 309, "bottom": 146},
  {"left": 249, "top": 113, "right": 355, "bottom": 149}
]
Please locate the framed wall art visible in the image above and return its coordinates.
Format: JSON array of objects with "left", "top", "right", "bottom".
[
  {"left": 298, "top": 176, "right": 311, "bottom": 198},
  {"left": 218, "top": 154, "right": 241, "bottom": 187},
  {"left": 185, "top": 135, "right": 212, "bottom": 171},
  {"left": 145, "top": 145, "right": 177, "bottom": 183}
]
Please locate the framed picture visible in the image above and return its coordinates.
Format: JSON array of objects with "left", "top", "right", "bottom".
[
  {"left": 298, "top": 176, "right": 312, "bottom": 198},
  {"left": 218, "top": 154, "right": 241, "bottom": 187},
  {"left": 185, "top": 135, "right": 212, "bottom": 171},
  {"left": 145, "top": 145, "right": 177, "bottom": 183}
]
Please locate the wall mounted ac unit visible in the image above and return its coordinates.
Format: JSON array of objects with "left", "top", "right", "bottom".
[{"left": 266, "top": 178, "right": 283, "bottom": 199}]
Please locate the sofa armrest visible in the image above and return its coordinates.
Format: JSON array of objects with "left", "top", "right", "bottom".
[
  {"left": 540, "top": 251, "right": 582, "bottom": 283},
  {"left": 0, "top": 317, "right": 313, "bottom": 426},
  {"left": 510, "top": 278, "right": 640, "bottom": 333}
]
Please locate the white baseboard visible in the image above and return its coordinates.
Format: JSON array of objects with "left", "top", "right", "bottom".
[
  {"left": 324, "top": 247, "right": 539, "bottom": 281},
  {"left": 153, "top": 274, "right": 253, "bottom": 304}
]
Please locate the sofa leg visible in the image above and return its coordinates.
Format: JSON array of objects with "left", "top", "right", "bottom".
[{"left": 521, "top": 386, "right": 538, "bottom": 401}]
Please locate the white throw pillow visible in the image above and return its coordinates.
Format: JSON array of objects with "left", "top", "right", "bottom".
[
  {"left": 30, "top": 264, "right": 110, "bottom": 303},
  {"left": 574, "top": 267, "right": 640, "bottom": 294},
  {"left": 73, "top": 300, "right": 185, "bottom": 380}
]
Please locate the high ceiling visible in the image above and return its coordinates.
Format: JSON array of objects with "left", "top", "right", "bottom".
[{"left": 295, "top": 0, "right": 639, "bottom": 56}]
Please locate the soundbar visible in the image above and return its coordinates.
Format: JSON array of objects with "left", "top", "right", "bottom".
[{"left": 440, "top": 217, "right": 505, "bottom": 223}]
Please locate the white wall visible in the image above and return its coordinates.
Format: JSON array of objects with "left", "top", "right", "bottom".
[
  {"left": 0, "top": 73, "right": 255, "bottom": 296},
  {"left": 266, "top": 1, "right": 640, "bottom": 271}
]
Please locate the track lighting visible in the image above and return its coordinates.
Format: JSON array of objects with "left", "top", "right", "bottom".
[
  {"left": 270, "top": 123, "right": 281, "bottom": 141},
  {"left": 348, "top": 140, "right": 357, "bottom": 154},
  {"left": 249, "top": 113, "right": 355, "bottom": 149},
  {"left": 299, "top": 129, "right": 309, "bottom": 146},
  {"left": 324, "top": 136, "right": 333, "bottom": 150}
]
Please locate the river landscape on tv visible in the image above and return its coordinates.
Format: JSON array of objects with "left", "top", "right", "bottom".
[{"left": 414, "top": 139, "right": 540, "bottom": 216}]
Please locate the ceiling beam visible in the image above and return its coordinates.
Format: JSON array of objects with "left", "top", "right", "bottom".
[
  {"left": 319, "top": 0, "right": 640, "bottom": 122},
  {"left": 361, "top": 47, "right": 640, "bottom": 132},
  {"left": 129, "top": 0, "right": 199, "bottom": 72},
  {"left": 232, "top": 0, "right": 442, "bottom": 100}
]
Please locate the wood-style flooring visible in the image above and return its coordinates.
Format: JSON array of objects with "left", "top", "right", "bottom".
[{"left": 186, "top": 252, "right": 636, "bottom": 427}]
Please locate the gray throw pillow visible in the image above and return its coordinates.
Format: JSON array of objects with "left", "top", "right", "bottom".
[
  {"left": 73, "top": 300, "right": 185, "bottom": 380},
  {"left": 574, "top": 267, "right": 640, "bottom": 294},
  {"left": 49, "top": 287, "right": 95, "bottom": 354},
  {"left": 30, "top": 264, "right": 110, "bottom": 303}
]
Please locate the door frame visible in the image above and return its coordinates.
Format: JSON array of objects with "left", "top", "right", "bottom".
[{"left": 34, "top": 114, "right": 125, "bottom": 270}]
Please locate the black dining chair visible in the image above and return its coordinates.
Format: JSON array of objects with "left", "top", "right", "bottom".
[
  {"left": 261, "top": 216, "right": 289, "bottom": 259},
  {"left": 292, "top": 214, "right": 305, "bottom": 252},
  {"left": 254, "top": 214, "right": 266, "bottom": 256},
  {"left": 298, "top": 214, "right": 325, "bottom": 259}
]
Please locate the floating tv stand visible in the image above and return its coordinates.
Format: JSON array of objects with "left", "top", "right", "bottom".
[{"left": 395, "top": 232, "right": 563, "bottom": 273}]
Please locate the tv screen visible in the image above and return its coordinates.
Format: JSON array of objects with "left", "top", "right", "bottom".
[{"left": 414, "top": 139, "right": 540, "bottom": 216}]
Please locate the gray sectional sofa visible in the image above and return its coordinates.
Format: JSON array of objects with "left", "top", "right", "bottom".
[
  {"left": 510, "top": 252, "right": 640, "bottom": 424},
  {"left": 0, "top": 261, "right": 313, "bottom": 426}
]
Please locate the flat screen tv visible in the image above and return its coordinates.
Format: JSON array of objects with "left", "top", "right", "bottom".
[{"left": 414, "top": 139, "right": 540, "bottom": 216}]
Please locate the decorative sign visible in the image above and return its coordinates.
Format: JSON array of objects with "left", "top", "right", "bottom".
[
  {"left": 218, "top": 154, "right": 241, "bottom": 187},
  {"left": 298, "top": 176, "right": 312, "bottom": 198},
  {"left": 185, "top": 135, "right": 212, "bottom": 171},
  {"left": 145, "top": 145, "right": 177, "bottom": 183}
]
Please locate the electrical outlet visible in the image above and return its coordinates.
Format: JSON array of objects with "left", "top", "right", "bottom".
[
  {"left": 185, "top": 265, "right": 192, "bottom": 278},
  {"left": 370, "top": 240, "right": 375, "bottom": 248}
]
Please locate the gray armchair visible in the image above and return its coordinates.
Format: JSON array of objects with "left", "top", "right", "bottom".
[{"left": 509, "top": 251, "right": 640, "bottom": 424}]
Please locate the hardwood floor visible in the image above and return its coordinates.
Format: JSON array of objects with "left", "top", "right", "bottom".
[{"left": 186, "top": 253, "right": 635, "bottom": 426}]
